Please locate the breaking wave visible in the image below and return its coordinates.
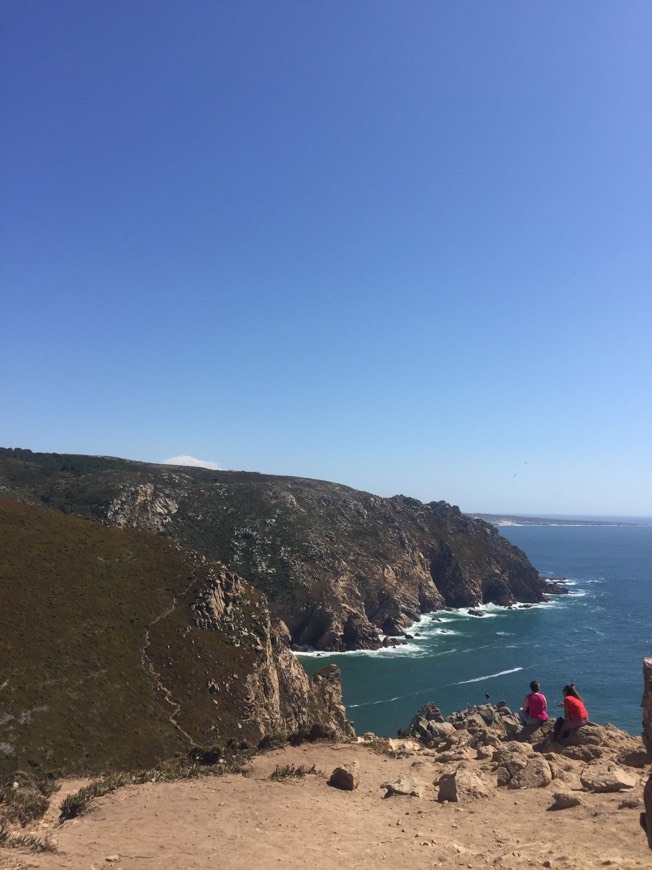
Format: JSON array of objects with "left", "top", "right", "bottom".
[{"left": 454, "top": 667, "right": 524, "bottom": 685}]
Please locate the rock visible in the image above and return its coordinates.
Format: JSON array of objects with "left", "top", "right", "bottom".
[
  {"left": 328, "top": 762, "right": 359, "bottom": 791},
  {"left": 381, "top": 775, "right": 426, "bottom": 799},
  {"left": 580, "top": 764, "right": 637, "bottom": 793},
  {"left": 400, "top": 702, "right": 447, "bottom": 745},
  {"left": 549, "top": 792, "right": 584, "bottom": 810},
  {"left": 464, "top": 713, "right": 489, "bottom": 733},
  {"left": 642, "top": 770, "right": 652, "bottom": 849},
  {"left": 641, "top": 658, "right": 652, "bottom": 850},
  {"left": 508, "top": 756, "right": 553, "bottom": 790},
  {"left": 617, "top": 747, "right": 649, "bottom": 768},
  {"left": 494, "top": 744, "right": 557, "bottom": 789},
  {"left": 437, "top": 768, "right": 496, "bottom": 803},
  {"left": 643, "top": 657, "right": 652, "bottom": 757},
  {"left": 476, "top": 704, "right": 495, "bottom": 726}
]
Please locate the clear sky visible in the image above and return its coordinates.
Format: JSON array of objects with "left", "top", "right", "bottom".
[{"left": 2, "top": 2, "right": 651, "bottom": 516}]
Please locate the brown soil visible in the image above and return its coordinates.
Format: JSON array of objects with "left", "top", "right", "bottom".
[{"left": 2, "top": 744, "right": 650, "bottom": 870}]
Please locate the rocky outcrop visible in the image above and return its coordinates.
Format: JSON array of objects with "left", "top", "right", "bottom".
[
  {"left": 0, "top": 448, "right": 553, "bottom": 651},
  {"left": 641, "top": 658, "right": 652, "bottom": 848},
  {"left": 392, "top": 699, "right": 648, "bottom": 805}
]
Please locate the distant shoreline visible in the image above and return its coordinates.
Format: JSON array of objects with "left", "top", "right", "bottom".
[{"left": 468, "top": 513, "right": 652, "bottom": 527}]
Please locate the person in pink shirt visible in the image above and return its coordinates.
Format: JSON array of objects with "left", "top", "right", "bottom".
[{"left": 518, "top": 680, "right": 549, "bottom": 725}]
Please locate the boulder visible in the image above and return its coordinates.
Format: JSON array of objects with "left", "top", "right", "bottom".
[
  {"left": 617, "top": 747, "right": 649, "bottom": 769},
  {"left": 437, "top": 768, "right": 496, "bottom": 803},
  {"left": 549, "top": 791, "right": 585, "bottom": 811},
  {"left": 328, "top": 761, "right": 359, "bottom": 791},
  {"left": 381, "top": 775, "right": 426, "bottom": 799},
  {"left": 508, "top": 756, "right": 553, "bottom": 790},
  {"left": 400, "top": 702, "right": 446, "bottom": 745},
  {"left": 580, "top": 764, "right": 637, "bottom": 793},
  {"left": 493, "top": 744, "right": 532, "bottom": 776}
]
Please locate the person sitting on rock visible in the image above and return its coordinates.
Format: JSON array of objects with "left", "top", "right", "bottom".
[
  {"left": 553, "top": 683, "right": 589, "bottom": 740},
  {"left": 518, "top": 680, "right": 549, "bottom": 726}
]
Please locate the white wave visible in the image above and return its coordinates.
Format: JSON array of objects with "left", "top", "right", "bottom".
[
  {"left": 349, "top": 695, "right": 401, "bottom": 709},
  {"left": 454, "top": 667, "right": 523, "bottom": 685},
  {"left": 294, "top": 641, "right": 424, "bottom": 660},
  {"left": 496, "top": 631, "right": 514, "bottom": 636}
]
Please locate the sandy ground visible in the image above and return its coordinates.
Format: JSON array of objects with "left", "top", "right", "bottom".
[{"left": 2, "top": 742, "right": 651, "bottom": 870}]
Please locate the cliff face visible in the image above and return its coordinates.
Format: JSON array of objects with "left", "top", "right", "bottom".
[
  {"left": 0, "top": 496, "right": 351, "bottom": 776},
  {"left": 0, "top": 448, "right": 546, "bottom": 651},
  {"left": 642, "top": 658, "right": 652, "bottom": 848}
]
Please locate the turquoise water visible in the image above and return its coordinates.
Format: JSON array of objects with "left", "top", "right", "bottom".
[{"left": 299, "top": 522, "right": 652, "bottom": 737}]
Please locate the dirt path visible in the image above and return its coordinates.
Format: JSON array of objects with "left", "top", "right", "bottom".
[{"left": 3, "top": 743, "right": 650, "bottom": 870}]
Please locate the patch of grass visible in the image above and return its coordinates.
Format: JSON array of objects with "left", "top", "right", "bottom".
[
  {"left": 59, "top": 749, "right": 253, "bottom": 822},
  {"left": 0, "top": 773, "right": 60, "bottom": 827},
  {"left": 0, "top": 825, "right": 55, "bottom": 853},
  {"left": 360, "top": 736, "right": 399, "bottom": 758},
  {"left": 618, "top": 797, "right": 641, "bottom": 809},
  {"left": 58, "top": 772, "right": 134, "bottom": 821},
  {"left": 268, "top": 763, "right": 323, "bottom": 781}
]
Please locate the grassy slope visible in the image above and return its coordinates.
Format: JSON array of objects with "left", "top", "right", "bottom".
[{"left": 0, "top": 496, "right": 267, "bottom": 775}]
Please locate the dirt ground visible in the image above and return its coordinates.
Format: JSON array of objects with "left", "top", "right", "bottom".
[{"left": 2, "top": 742, "right": 651, "bottom": 870}]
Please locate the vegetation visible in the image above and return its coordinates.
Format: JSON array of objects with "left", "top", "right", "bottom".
[
  {"left": 0, "top": 772, "right": 59, "bottom": 827},
  {"left": 0, "top": 826, "right": 55, "bottom": 853},
  {"left": 0, "top": 496, "right": 281, "bottom": 776},
  {"left": 268, "top": 763, "right": 323, "bottom": 781},
  {"left": 0, "top": 447, "right": 544, "bottom": 653},
  {"left": 59, "top": 751, "right": 251, "bottom": 821}
]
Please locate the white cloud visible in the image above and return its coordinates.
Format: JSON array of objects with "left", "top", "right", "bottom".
[{"left": 162, "top": 454, "right": 222, "bottom": 471}]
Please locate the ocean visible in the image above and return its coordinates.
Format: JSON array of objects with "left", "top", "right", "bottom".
[{"left": 299, "top": 520, "right": 652, "bottom": 737}]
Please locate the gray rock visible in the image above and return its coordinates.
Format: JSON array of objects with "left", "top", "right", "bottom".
[
  {"left": 549, "top": 792, "right": 584, "bottom": 810},
  {"left": 381, "top": 775, "right": 426, "bottom": 799},
  {"left": 580, "top": 764, "right": 637, "bottom": 793},
  {"left": 437, "top": 768, "right": 496, "bottom": 803},
  {"left": 508, "top": 756, "right": 553, "bottom": 789}
]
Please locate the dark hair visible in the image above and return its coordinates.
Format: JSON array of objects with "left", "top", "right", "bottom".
[
  {"left": 563, "top": 683, "right": 583, "bottom": 701},
  {"left": 529, "top": 680, "right": 540, "bottom": 693}
]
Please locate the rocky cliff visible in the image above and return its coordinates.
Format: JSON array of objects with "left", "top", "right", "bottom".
[
  {"left": 642, "top": 657, "right": 652, "bottom": 848},
  {"left": 0, "top": 449, "right": 550, "bottom": 651},
  {"left": 0, "top": 496, "right": 351, "bottom": 776}
]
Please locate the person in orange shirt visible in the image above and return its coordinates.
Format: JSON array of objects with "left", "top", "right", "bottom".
[{"left": 553, "top": 683, "right": 589, "bottom": 740}]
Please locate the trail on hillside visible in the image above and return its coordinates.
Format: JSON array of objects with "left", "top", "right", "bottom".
[{"left": 139, "top": 576, "right": 199, "bottom": 748}]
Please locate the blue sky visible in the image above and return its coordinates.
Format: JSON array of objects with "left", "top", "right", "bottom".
[{"left": 2, "top": 2, "right": 651, "bottom": 515}]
